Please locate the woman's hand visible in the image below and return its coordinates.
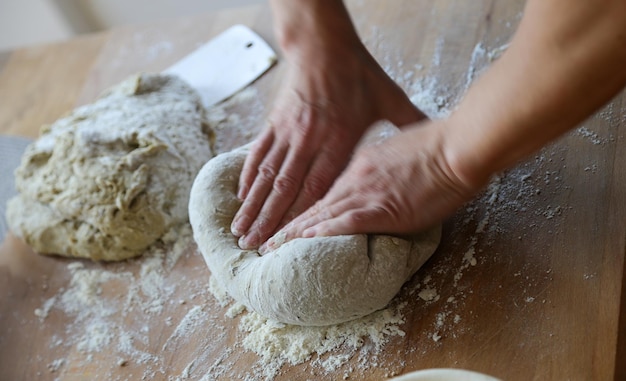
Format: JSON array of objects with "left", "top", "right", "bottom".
[
  {"left": 231, "top": 1, "right": 425, "bottom": 249},
  {"left": 260, "top": 121, "right": 483, "bottom": 253},
  {"left": 247, "top": 0, "right": 626, "bottom": 253}
]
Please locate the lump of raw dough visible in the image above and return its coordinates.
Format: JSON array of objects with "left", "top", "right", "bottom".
[
  {"left": 189, "top": 146, "right": 441, "bottom": 326},
  {"left": 6, "top": 74, "right": 214, "bottom": 261}
]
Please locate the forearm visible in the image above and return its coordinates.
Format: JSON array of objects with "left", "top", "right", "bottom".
[
  {"left": 446, "top": 0, "right": 626, "bottom": 187},
  {"left": 269, "top": 0, "right": 362, "bottom": 60}
]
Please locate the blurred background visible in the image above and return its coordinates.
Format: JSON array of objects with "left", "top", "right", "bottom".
[{"left": 0, "top": 0, "right": 265, "bottom": 51}]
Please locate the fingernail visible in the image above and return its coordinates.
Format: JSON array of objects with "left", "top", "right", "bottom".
[
  {"left": 302, "top": 227, "right": 316, "bottom": 238},
  {"left": 237, "top": 184, "right": 249, "bottom": 200},
  {"left": 259, "top": 241, "right": 269, "bottom": 255},
  {"left": 238, "top": 235, "right": 249, "bottom": 249},
  {"left": 231, "top": 218, "right": 243, "bottom": 237},
  {"left": 238, "top": 233, "right": 259, "bottom": 250}
]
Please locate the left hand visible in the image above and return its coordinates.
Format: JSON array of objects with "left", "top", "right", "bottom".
[{"left": 260, "top": 120, "right": 483, "bottom": 253}]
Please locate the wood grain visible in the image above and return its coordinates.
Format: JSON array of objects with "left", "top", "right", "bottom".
[
  {"left": 0, "top": 1, "right": 624, "bottom": 380},
  {"left": 0, "top": 34, "right": 107, "bottom": 138},
  {"left": 0, "top": 51, "right": 11, "bottom": 73}
]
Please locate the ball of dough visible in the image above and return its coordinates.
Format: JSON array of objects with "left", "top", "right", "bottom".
[
  {"left": 7, "top": 74, "right": 214, "bottom": 261},
  {"left": 189, "top": 146, "right": 441, "bottom": 326}
]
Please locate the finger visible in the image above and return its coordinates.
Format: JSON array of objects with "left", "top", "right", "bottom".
[
  {"left": 238, "top": 147, "right": 315, "bottom": 249},
  {"left": 276, "top": 150, "right": 345, "bottom": 228},
  {"left": 238, "top": 128, "right": 274, "bottom": 200},
  {"left": 262, "top": 196, "right": 357, "bottom": 253},
  {"left": 302, "top": 207, "right": 385, "bottom": 238},
  {"left": 231, "top": 144, "right": 287, "bottom": 238},
  {"left": 259, "top": 203, "right": 328, "bottom": 254}
]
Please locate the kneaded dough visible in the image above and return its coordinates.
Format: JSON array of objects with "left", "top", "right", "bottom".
[
  {"left": 7, "top": 74, "right": 214, "bottom": 261},
  {"left": 189, "top": 146, "right": 441, "bottom": 326}
]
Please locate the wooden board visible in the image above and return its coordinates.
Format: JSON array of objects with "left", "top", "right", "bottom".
[{"left": 1, "top": 1, "right": 625, "bottom": 380}]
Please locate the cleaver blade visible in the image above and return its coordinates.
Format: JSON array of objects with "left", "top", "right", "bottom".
[
  {"left": 0, "top": 136, "right": 32, "bottom": 242},
  {"left": 164, "top": 24, "right": 277, "bottom": 108}
]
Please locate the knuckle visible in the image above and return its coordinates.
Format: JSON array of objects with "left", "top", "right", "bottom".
[
  {"left": 348, "top": 209, "right": 373, "bottom": 225},
  {"left": 253, "top": 214, "right": 276, "bottom": 236},
  {"left": 344, "top": 213, "right": 363, "bottom": 228},
  {"left": 273, "top": 174, "right": 299, "bottom": 197},
  {"left": 302, "top": 175, "right": 331, "bottom": 199},
  {"left": 352, "top": 156, "right": 376, "bottom": 177},
  {"left": 257, "top": 163, "right": 278, "bottom": 181}
]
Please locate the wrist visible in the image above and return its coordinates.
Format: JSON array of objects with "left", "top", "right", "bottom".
[
  {"left": 270, "top": 0, "right": 362, "bottom": 63},
  {"left": 440, "top": 115, "right": 497, "bottom": 192}
]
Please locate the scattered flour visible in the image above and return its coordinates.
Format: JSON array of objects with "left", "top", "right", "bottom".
[
  {"left": 409, "top": 76, "right": 452, "bottom": 119},
  {"left": 207, "top": 87, "right": 266, "bottom": 152},
  {"left": 47, "top": 358, "right": 65, "bottom": 373},
  {"left": 23, "top": 20, "right": 589, "bottom": 381},
  {"left": 237, "top": 300, "right": 409, "bottom": 379},
  {"left": 32, "top": 224, "right": 196, "bottom": 377},
  {"left": 418, "top": 288, "right": 439, "bottom": 302},
  {"left": 34, "top": 295, "right": 57, "bottom": 322},
  {"left": 225, "top": 303, "right": 246, "bottom": 318},
  {"left": 162, "top": 305, "right": 206, "bottom": 351}
]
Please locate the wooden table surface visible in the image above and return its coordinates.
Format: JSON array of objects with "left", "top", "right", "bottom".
[{"left": 1, "top": 1, "right": 625, "bottom": 380}]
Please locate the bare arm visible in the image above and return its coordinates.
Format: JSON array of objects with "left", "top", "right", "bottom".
[
  {"left": 232, "top": 0, "right": 424, "bottom": 249},
  {"left": 264, "top": 0, "right": 626, "bottom": 249},
  {"left": 447, "top": 0, "right": 626, "bottom": 188}
]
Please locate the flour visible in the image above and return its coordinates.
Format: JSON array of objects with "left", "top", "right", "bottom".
[
  {"left": 225, "top": 303, "right": 246, "bottom": 318},
  {"left": 34, "top": 295, "right": 57, "bottom": 322},
  {"left": 109, "top": 31, "right": 177, "bottom": 70},
  {"left": 409, "top": 76, "right": 452, "bottom": 119},
  {"left": 208, "top": 274, "right": 232, "bottom": 307},
  {"left": 77, "top": 321, "right": 114, "bottom": 353},
  {"left": 418, "top": 288, "right": 439, "bottom": 302},
  {"left": 207, "top": 87, "right": 266, "bottom": 152},
  {"left": 47, "top": 358, "right": 65, "bottom": 373},
  {"left": 575, "top": 126, "right": 606, "bottom": 145},
  {"left": 162, "top": 305, "right": 206, "bottom": 351},
  {"left": 198, "top": 272, "right": 425, "bottom": 380},
  {"left": 30, "top": 223, "right": 195, "bottom": 376},
  {"left": 236, "top": 299, "right": 409, "bottom": 379},
  {"left": 12, "top": 49, "right": 425, "bottom": 381}
]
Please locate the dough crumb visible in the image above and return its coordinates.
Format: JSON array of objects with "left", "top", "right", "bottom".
[
  {"left": 47, "top": 358, "right": 65, "bottom": 373},
  {"left": 418, "top": 287, "right": 439, "bottom": 302},
  {"left": 225, "top": 303, "right": 246, "bottom": 318}
]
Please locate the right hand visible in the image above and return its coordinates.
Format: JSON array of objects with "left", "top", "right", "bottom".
[{"left": 259, "top": 120, "right": 484, "bottom": 253}]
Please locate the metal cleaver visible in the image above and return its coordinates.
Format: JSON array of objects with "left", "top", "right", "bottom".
[
  {"left": 0, "top": 24, "right": 277, "bottom": 242},
  {"left": 0, "top": 136, "right": 32, "bottom": 242},
  {"left": 165, "top": 24, "right": 277, "bottom": 108}
]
